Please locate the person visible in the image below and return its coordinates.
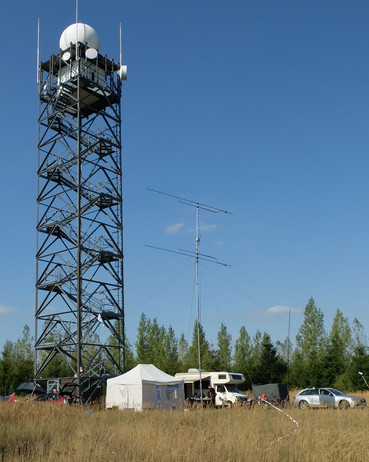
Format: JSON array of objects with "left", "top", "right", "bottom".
[{"left": 208, "top": 385, "right": 216, "bottom": 406}]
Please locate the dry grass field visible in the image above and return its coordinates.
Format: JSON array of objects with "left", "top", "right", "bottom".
[{"left": 1, "top": 390, "right": 369, "bottom": 461}]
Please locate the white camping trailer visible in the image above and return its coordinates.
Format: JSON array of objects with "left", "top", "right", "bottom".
[{"left": 175, "top": 369, "right": 251, "bottom": 406}]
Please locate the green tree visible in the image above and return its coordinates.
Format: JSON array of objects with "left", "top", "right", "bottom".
[
  {"left": 15, "top": 325, "right": 33, "bottom": 360},
  {"left": 148, "top": 318, "right": 166, "bottom": 366},
  {"left": 214, "top": 323, "right": 232, "bottom": 371},
  {"left": 124, "top": 338, "right": 136, "bottom": 371},
  {"left": 106, "top": 321, "right": 131, "bottom": 374},
  {"left": 135, "top": 314, "right": 177, "bottom": 373},
  {"left": 160, "top": 326, "right": 179, "bottom": 375},
  {"left": 348, "top": 318, "right": 369, "bottom": 391},
  {"left": 42, "top": 354, "right": 72, "bottom": 379},
  {"left": 253, "top": 333, "right": 287, "bottom": 384},
  {"left": 135, "top": 313, "right": 151, "bottom": 364},
  {"left": 289, "top": 348, "right": 305, "bottom": 388},
  {"left": 252, "top": 330, "right": 262, "bottom": 357},
  {"left": 0, "top": 340, "right": 17, "bottom": 395},
  {"left": 37, "top": 320, "right": 73, "bottom": 379},
  {"left": 322, "top": 309, "right": 351, "bottom": 387},
  {"left": 13, "top": 324, "right": 34, "bottom": 384},
  {"left": 293, "top": 297, "right": 326, "bottom": 386},
  {"left": 276, "top": 337, "right": 293, "bottom": 366},
  {"left": 185, "top": 322, "right": 214, "bottom": 371},
  {"left": 0, "top": 325, "right": 35, "bottom": 394},
  {"left": 276, "top": 337, "right": 293, "bottom": 386},
  {"left": 232, "top": 326, "right": 253, "bottom": 389},
  {"left": 247, "top": 330, "right": 262, "bottom": 385},
  {"left": 178, "top": 333, "right": 189, "bottom": 372},
  {"left": 351, "top": 317, "right": 368, "bottom": 354}
]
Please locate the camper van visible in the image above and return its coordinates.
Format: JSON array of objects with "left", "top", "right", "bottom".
[{"left": 175, "top": 369, "right": 251, "bottom": 407}]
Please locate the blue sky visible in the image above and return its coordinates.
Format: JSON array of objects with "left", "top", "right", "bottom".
[{"left": 2, "top": 0, "right": 369, "bottom": 352}]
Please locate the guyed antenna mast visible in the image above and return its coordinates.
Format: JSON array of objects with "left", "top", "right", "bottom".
[{"left": 147, "top": 188, "right": 231, "bottom": 406}]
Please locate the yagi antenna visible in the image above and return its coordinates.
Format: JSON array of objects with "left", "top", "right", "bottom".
[
  {"left": 146, "top": 188, "right": 232, "bottom": 215},
  {"left": 145, "top": 245, "right": 230, "bottom": 267}
]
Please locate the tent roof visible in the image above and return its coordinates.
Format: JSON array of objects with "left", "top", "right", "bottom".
[{"left": 107, "top": 364, "right": 183, "bottom": 385}]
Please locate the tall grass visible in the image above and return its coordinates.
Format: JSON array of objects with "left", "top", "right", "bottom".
[{"left": 1, "top": 392, "right": 369, "bottom": 461}]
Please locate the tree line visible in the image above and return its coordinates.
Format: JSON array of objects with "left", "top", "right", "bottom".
[{"left": 1, "top": 297, "right": 369, "bottom": 394}]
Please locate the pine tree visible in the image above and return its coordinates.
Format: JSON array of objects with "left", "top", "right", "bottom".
[
  {"left": 215, "top": 323, "right": 232, "bottom": 371},
  {"left": 247, "top": 330, "right": 262, "bottom": 384},
  {"left": 106, "top": 321, "right": 131, "bottom": 374},
  {"left": 0, "top": 325, "right": 35, "bottom": 394},
  {"left": 185, "top": 322, "right": 214, "bottom": 371},
  {"left": 276, "top": 337, "right": 293, "bottom": 366},
  {"left": 0, "top": 340, "right": 16, "bottom": 395},
  {"left": 348, "top": 318, "right": 369, "bottom": 390},
  {"left": 254, "top": 333, "right": 287, "bottom": 384},
  {"left": 124, "top": 338, "right": 136, "bottom": 371},
  {"left": 161, "top": 326, "right": 179, "bottom": 375},
  {"left": 135, "top": 313, "right": 151, "bottom": 364},
  {"left": 13, "top": 325, "right": 34, "bottom": 384},
  {"left": 135, "top": 314, "right": 177, "bottom": 372},
  {"left": 37, "top": 320, "right": 72, "bottom": 378},
  {"left": 232, "top": 326, "right": 252, "bottom": 388},
  {"left": 322, "top": 309, "right": 351, "bottom": 387},
  {"left": 294, "top": 297, "right": 326, "bottom": 386},
  {"left": 178, "top": 333, "right": 189, "bottom": 372},
  {"left": 351, "top": 317, "right": 368, "bottom": 354},
  {"left": 148, "top": 318, "right": 165, "bottom": 366}
]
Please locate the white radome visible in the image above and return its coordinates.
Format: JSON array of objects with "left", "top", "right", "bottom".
[{"left": 59, "top": 23, "right": 100, "bottom": 51}]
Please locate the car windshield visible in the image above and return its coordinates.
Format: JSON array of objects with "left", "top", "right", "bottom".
[
  {"left": 326, "top": 388, "right": 345, "bottom": 396},
  {"left": 225, "top": 384, "right": 239, "bottom": 393}
]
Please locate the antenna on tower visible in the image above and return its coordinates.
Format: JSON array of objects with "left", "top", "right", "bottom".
[
  {"left": 120, "top": 23, "right": 122, "bottom": 65},
  {"left": 36, "top": 19, "right": 40, "bottom": 84},
  {"left": 75, "top": 0, "right": 79, "bottom": 59},
  {"left": 118, "top": 24, "right": 128, "bottom": 80}
]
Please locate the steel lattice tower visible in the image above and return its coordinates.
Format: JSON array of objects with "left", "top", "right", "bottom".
[{"left": 35, "top": 23, "right": 127, "bottom": 402}]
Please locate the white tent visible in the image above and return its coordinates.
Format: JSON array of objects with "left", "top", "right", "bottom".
[{"left": 105, "top": 364, "right": 185, "bottom": 411}]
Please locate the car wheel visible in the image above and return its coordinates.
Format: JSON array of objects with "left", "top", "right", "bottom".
[
  {"left": 339, "top": 400, "right": 349, "bottom": 410},
  {"left": 299, "top": 400, "right": 309, "bottom": 409}
]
